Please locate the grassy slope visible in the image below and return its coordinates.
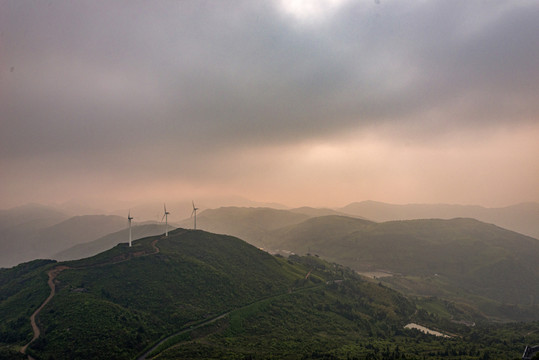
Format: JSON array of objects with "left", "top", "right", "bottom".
[
  {"left": 267, "top": 216, "right": 539, "bottom": 320},
  {"left": 27, "top": 229, "right": 326, "bottom": 359},
  {"left": 339, "top": 201, "right": 539, "bottom": 240},
  {"left": 152, "top": 263, "right": 539, "bottom": 360},
  {"left": 1, "top": 228, "right": 538, "bottom": 359},
  {"left": 0, "top": 259, "right": 55, "bottom": 356}
]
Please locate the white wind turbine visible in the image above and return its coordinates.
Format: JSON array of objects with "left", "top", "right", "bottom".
[
  {"left": 191, "top": 201, "right": 199, "bottom": 230},
  {"left": 162, "top": 204, "right": 170, "bottom": 236},
  {"left": 128, "top": 210, "right": 134, "bottom": 247}
]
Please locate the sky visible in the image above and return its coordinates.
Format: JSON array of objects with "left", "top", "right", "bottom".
[{"left": 1, "top": 0, "right": 538, "bottom": 211}]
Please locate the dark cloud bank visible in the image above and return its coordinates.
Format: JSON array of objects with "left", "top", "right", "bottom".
[{"left": 1, "top": 0, "right": 538, "bottom": 207}]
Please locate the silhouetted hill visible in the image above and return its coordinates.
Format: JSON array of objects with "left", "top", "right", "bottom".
[
  {"left": 178, "top": 207, "right": 311, "bottom": 247},
  {"left": 339, "top": 201, "right": 539, "bottom": 239},
  {"left": 53, "top": 223, "right": 166, "bottom": 261},
  {"left": 289, "top": 206, "right": 359, "bottom": 218},
  {"left": 0, "top": 213, "right": 126, "bottom": 268},
  {"left": 0, "top": 205, "right": 69, "bottom": 268},
  {"left": 36, "top": 215, "right": 127, "bottom": 254},
  {"left": 0, "top": 204, "right": 68, "bottom": 231},
  {"left": 268, "top": 215, "right": 376, "bottom": 251}
]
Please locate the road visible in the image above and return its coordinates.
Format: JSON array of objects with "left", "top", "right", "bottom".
[{"left": 137, "top": 312, "right": 230, "bottom": 360}]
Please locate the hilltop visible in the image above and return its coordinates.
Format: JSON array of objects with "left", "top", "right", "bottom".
[{"left": 339, "top": 201, "right": 539, "bottom": 240}]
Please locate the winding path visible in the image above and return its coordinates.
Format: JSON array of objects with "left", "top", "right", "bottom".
[
  {"left": 20, "top": 235, "right": 164, "bottom": 359},
  {"left": 20, "top": 266, "right": 69, "bottom": 358},
  {"left": 138, "top": 269, "right": 324, "bottom": 360},
  {"left": 137, "top": 312, "right": 230, "bottom": 360}
]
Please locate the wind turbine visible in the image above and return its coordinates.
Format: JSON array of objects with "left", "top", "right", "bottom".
[
  {"left": 191, "top": 201, "right": 198, "bottom": 230},
  {"left": 128, "top": 210, "right": 134, "bottom": 247},
  {"left": 162, "top": 204, "right": 170, "bottom": 236}
]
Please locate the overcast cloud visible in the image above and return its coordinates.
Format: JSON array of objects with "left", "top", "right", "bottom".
[{"left": 1, "top": 0, "right": 538, "bottom": 211}]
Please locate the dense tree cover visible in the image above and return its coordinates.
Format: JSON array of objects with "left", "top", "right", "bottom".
[
  {"left": 0, "top": 229, "right": 538, "bottom": 359},
  {"left": 265, "top": 216, "right": 539, "bottom": 321},
  {"left": 152, "top": 279, "right": 539, "bottom": 359},
  {"left": 0, "top": 259, "right": 54, "bottom": 347},
  {"left": 152, "top": 274, "right": 539, "bottom": 359},
  {"left": 7, "top": 230, "right": 339, "bottom": 359}
]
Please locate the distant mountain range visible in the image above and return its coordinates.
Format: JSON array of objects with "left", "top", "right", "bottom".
[
  {"left": 53, "top": 223, "right": 166, "bottom": 261},
  {"left": 2, "top": 201, "right": 539, "bottom": 321},
  {"left": 176, "top": 206, "right": 358, "bottom": 248},
  {"left": 3, "top": 200, "right": 536, "bottom": 268},
  {"left": 0, "top": 204, "right": 128, "bottom": 267}
]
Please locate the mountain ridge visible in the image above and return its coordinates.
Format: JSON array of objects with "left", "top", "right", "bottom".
[
  {"left": 262, "top": 215, "right": 539, "bottom": 320},
  {"left": 339, "top": 200, "right": 539, "bottom": 239}
]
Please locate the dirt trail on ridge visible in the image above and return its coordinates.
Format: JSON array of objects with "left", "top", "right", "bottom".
[{"left": 21, "top": 235, "right": 165, "bottom": 359}]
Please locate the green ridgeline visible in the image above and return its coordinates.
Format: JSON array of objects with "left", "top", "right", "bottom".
[
  {"left": 1, "top": 229, "right": 342, "bottom": 359},
  {"left": 266, "top": 216, "right": 539, "bottom": 321},
  {"left": 1, "top": 228, "right": 538, "bottom": 359}
]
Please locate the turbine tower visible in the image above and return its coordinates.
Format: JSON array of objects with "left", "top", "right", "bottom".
[
  {"left": 191, "top": 201, "right": 199, "bottom": 230},
  {"left": 128, "top": 210, "right": 134, "bottom": 247},
  {"left": 162, "top": 204, "right": 170, "bottom": 236}
]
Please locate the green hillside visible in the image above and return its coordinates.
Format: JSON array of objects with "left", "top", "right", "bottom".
[
  {"left": 0, "top": 229, "right": 344, "bottom": 359},
  {"left": 152, "top": 285, "right": 539, "bottom": 360},
  {"left": 0, "top": 260, "right": 54, "bottom": 340},
  {"left": 266, "top": 216, "right": 539, "bottom": 321},
  {"left": 2, "top": 228, "right": 539, "bottom": 359},
  {"left": 269, "top": 215, "right": 376, "bottom": 252}
]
